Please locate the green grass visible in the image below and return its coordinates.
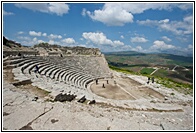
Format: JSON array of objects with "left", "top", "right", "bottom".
[
  {"left": 153, "top": 69, "right": 168, "bottom": 77},
  {"left": 109, "top": 64, "right": 193, "bottom": 95},
  {"left": 140, "top": 68, "right": 155, "bottom": 75},
  {"left": 156, "top": 77, "right": 193, "bottom": 95},
  {"left": 109, "top": 65, "right": 134, "bottom": 74}
]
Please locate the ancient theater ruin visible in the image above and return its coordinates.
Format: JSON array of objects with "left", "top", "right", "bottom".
[{"left": 3, "top": 37, "right": 193, "bottom": 130}]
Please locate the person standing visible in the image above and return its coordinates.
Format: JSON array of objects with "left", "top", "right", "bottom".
[
  {"left": 102, "top": 83, "right": 105, "bottom": 88},
  {"left": 152, "top": 77, "right": 154, "bottom": 83},
  {"left": 96, "top": 79, "right": 98, "bottom": 85},
  {"left": 35, "top": 65, "right": 39, "bottom": 73}
]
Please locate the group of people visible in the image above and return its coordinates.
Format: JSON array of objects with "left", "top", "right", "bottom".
[
  {"left": 96, "top": 79, "right": 107, "bottom": 88},
  {"left": 147, "top": 77, "right": 154, "bottom": 84},
  {"left": 96, "top": 79, "right": 117, "bottom": 88}
]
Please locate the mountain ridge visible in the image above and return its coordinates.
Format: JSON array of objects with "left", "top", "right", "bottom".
[{"left": 103, "top": 50, "right": 193, "bottom": 58}]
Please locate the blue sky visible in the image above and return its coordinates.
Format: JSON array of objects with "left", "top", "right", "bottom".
[{"left": 3, "top": 2, "right": 193, "bottom": 55}]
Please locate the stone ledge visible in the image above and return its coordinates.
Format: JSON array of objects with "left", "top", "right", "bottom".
[{"left": 12, "top": 79, "right": 32, "bottom": 86}]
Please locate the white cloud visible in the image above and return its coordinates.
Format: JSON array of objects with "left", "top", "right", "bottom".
[
  {"left": 131, "top": 36, "right": 148, "bottom": 43},
  {"left": 176, "top": 35, "right": 189, "bottom": 42},
  {"left": 150, "top": 40, "right": 175, "bottom": 51},
  {"left": 162, "top": 36, "right": 171, "bottom": 42},
  {"left": 137, "top": 18, "right": 169, "bottom": 26},
  {"left": 177, "top": 3, "right": 193, "bottom": 10},
  {"left": 29, "top": 31, "right": 62, "bottom": 39},
  {"left": 82, "top": 32, "right": 113, "bottom": 45},
  {"left": 86, "top": 4, "right": 133, "bottom": 26},
  {"left": 113, "top": 40, "right": 124, "bottom": 47},
  {"left": 130, "top": 45, "right": 144, "bottom": 52},
  {"left": 29, "top": 31, "right": 42, "bottom": 36},
  {"left": 3, "top": 10, "right": 14, "bottom": 16},
  {"left": 58, "top": 35, "right": 62, "bottom": 39},
  {"left": 17, "top": 31, "right": 24, "bottom": 34},
  {"left": 38, "top": 39, "right": 44, "bottom": 43},
  {"left": 18, "top": 36, "right": 44, "bottom": 46},
  {"left": 137, "top": 19, "right": 156, "bottom": 26},
  {"left": 81, "top": 8, "right": 87, "bottom": 16},
  {"left": 48, "top": 34, "right": 62, "bottom": 39},
  {"left": 61, "top": 38, "right": 75, "bottom": 44},
  {"left": 159, "top": 19, "right": 169, "bottom": 23},
  {"left": 188, "top": 44, "right": 193, "bottom": 49},
  {"left": 86, "top": 3, "right": 192, "bottom": 26},
  {"left": 33, "top": 37, "right": 37, "bottom": 42},
  {"left": 48, "top": 40, "right": 55, "bottom": 44},
  {"left": 17, "top": 36, "right": 31, "bottom": 41},
  {"left": 120, "top": 35, "right": 124, "bottom": 39},
  {"left": 82, "top": 32, "right": 124, "bottom": 47},
  {"left": 183, "top": 15, "right": 193, "bottom": 23},
  {"left": 42, "top": 33, "right": 47, "bottom": 37},
  {"left": 137, "top": 15, "right": 193, "bottom": 35},
  {"left": 48, "top": 3, "right": 69, "bottom": 16},
  {"left": 136, "top": 46, "right": 143, "bottom": 51},
  {"left": 183, "top": 15, "right": 193, "bottom": 34},
  {"left": 15, "top": 3, "right": 69, "bottom": 16}
]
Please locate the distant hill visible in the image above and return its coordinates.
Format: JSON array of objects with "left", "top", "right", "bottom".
[
  {"left": 103, "top": 51, "right": 146, "bottom": 56},
  {"left": 105, "top": 51, "right": 193, "bottom": 66},
  {"left": 104, "top": 50, "right": 193, "bottom": 57}
]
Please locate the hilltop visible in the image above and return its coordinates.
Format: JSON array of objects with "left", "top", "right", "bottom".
[{"left": 3, "top": 36, "right": 101, "bottom": 56}]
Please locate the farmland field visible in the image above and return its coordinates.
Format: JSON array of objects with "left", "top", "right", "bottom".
[{"left": 140, "top": 68, "right": 155, "bottom": 75}]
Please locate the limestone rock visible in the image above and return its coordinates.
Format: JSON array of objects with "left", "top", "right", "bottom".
[{"left": 54, "top": 93, "right": 76, "bottom": 102}]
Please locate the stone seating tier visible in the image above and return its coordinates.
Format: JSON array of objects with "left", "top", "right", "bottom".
[{"left": 5, "top": 56, "right": 111, "bottom": 91}]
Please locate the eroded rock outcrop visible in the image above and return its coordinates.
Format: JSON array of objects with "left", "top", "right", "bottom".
[
  {"left": 54, "top": 93, "right": 76, "bottom": 102},
  {"left": 3, "top": 37, "right": 101, "bottom": 57}
]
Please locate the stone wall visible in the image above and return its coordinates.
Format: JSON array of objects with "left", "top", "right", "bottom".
[
  {"left": 3, "top": 51, "right": 39, "bottom": 57},
  {"left": 59, "top": 46, "right": 101, "bottom": 56}
]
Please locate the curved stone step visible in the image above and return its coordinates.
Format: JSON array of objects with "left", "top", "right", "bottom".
[
  {"left": 83, "top": 78, "right": 94, "bottom": 88},
  {"left": 36, "top": 63, "right": 52, "bottom": 72},
  {"left": 39, "top": 64, "right": 55, "bottom": 75},
  {"left": 43, "top": 66, "right": 57, "bottom": 76},
  {"left": 50, "top": 68, "right": 61, "bottom": 79},
  {"left": 52, "top": 69, "right": 62, "bottom": 80},
  {"left": 21, "top": 61, "right": 39, "bottom": 73},
  {"left": 46, "top": 66, "right": 59, "bottom": 77},
  {"left": 73, "top": 74, "right": 91, "bottom": 89},
  {"left": 3, "top": 57, "right": 25, "bottom": 66}
]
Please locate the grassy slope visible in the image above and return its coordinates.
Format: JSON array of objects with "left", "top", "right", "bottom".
[{"left": 106, "top": 51, "right": 193, "bottom": 95}]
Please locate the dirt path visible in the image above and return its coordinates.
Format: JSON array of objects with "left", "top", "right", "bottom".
[
  {"left": 150, "top": 68, "right": 159, "bottom": 75},
  {"left": 172, "top": 65, "right": 179, "bottom": 71}
]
